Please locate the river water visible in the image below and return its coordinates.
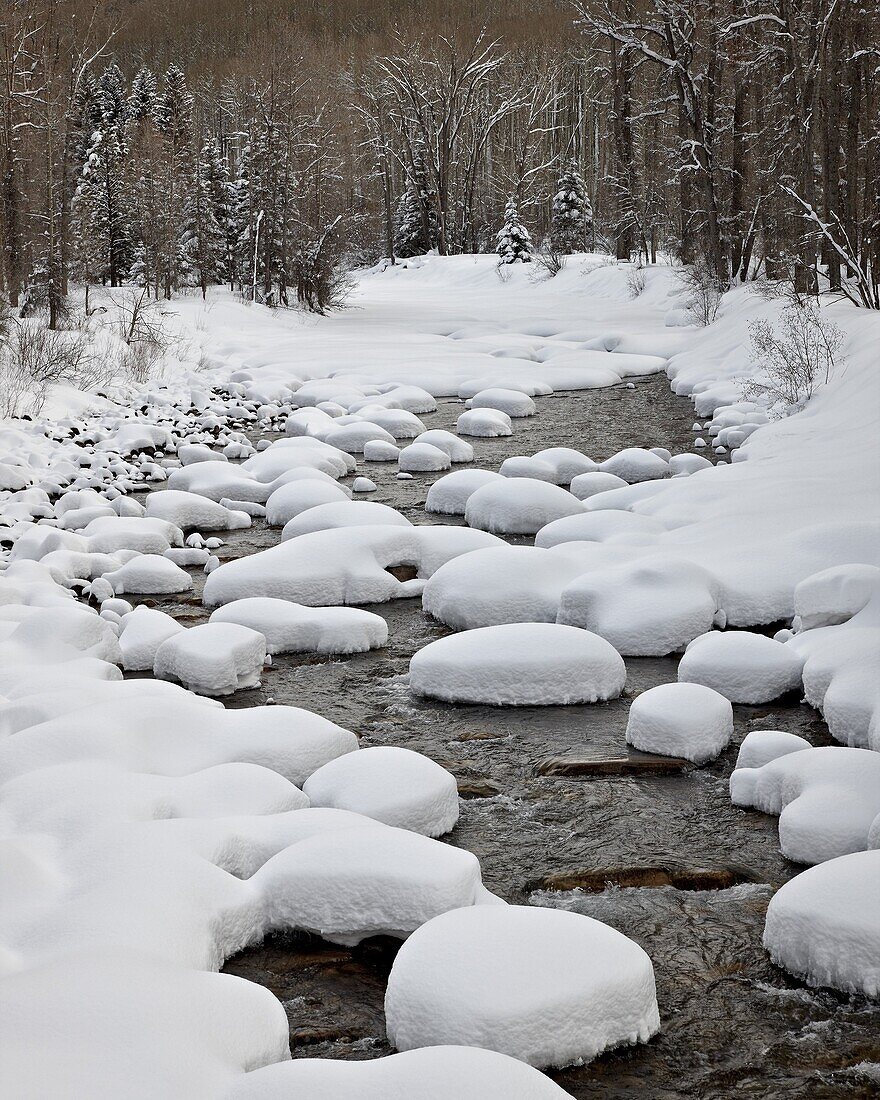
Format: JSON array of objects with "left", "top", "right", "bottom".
[{"left": 133, "top": 375, "right": 880, "bottom": 1098}]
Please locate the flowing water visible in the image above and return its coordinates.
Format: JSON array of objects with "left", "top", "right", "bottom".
[{"left": 132, "top": 375, "right": 880, "bottom": 1098}]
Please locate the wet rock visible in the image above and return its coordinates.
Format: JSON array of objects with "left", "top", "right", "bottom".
[
  {"left": 386, "top": 563, "right": 419, "bottom": 582},
  {"left": 457, "top": 778, "right": 502, "bottom": 799},
  {"left": 536, "top": 865, "right": 762, "bottom": 893},
  {"left": 537, "top": 752, "right": 693, "bottom": 777}
]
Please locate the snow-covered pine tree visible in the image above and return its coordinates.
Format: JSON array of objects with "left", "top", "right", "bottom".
[
  {"left": 71, "top": 128, "right": 132, "bottom": 292},
  {"left": 393, "top": 187, "right": 429, "bottom": 257},
  {"left": 128, "top": 68, "right": 159, "bottom": 128},
  {"left": 183, "top": 140, "right": 229, "bottom": 297},
  {"left": 496, "top": 198, "right": 532, "bottom": 264},
  {"left": 229, "top": 143, "right": 252, "bottom": 293},
  {"left": 98, "top": 63, "right": 128, "bottom": 131},
  {"left": 153, "top": 64, "right": 195, "bottom": 297},
  {"left": 550, "top": 162, "right": 592, "bottom": 254}
]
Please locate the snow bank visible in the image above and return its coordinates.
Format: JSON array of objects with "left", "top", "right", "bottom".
[
  {"left": 410, "top": 623, "right": 626, "bottom": 705},
  {"left": 763, "top": 850, "right": 880, "bottom": 997},
  {"left": 385, "top": 904, "right": 659, "bottom": 1069},
  {"left": 210, "top": 598, "right": 387, "bottom": 655},
  {"left": 302, "top": 746, "right": 458, "bottom": 836},
  {"left": 625, "top": 682, "right": 733, "bottom": 763}
]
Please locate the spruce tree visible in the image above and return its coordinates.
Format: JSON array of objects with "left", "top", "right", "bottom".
[
  {"left": 393, "top": 187, "right": 430, "bottom": 257},
  {"left": 550, "top": 162, "right": 592, "bottom": 254},
  {"left": 496, "top": 198, "right": 532, "bottom": 264},
  {"left": 154, "top": 65, "right": 195, "bottom": 296},
  {"left": 183, "top": 140, "right": 229, "bottom": 297},
  {"left": 128, "top": 68, "right": 159, "bottom": 128},
  {"left": 72, "top": 127, "right": 132, "bottom": 289},
  {"left": 99, "top": 63, "right": 128, "bottom": 131}
]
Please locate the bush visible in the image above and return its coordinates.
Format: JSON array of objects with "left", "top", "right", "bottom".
[
  {"left": 746, "top": 301, "right": 844, "bottom": 411},
  {"left": 676, "top": 261, "right": 723, "bottom": 326}
]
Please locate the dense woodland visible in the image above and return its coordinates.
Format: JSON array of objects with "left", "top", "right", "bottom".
[{"left": 1, "top": 0, "right": 878, "bottom": 320}]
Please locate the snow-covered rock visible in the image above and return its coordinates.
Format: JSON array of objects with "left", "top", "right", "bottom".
[
  {"left": 625, "top": 682, "right": 733, "bottom": 764},
  {"left": 103, "top": 554, "right": 194, "bottom": 595},
  {"left": 324, "top": 422, "right": 398, "bottom": 454},
  {"left": 569, "top": 471, "right": 628, "bottom": 500},
  {"left": 145, "top": 490, "right": 251, "bottom": 532},
  {"left": 763, "top": 850, "right": 880, "bottom": 997},
  {"left": 154, "top": 623, "right": 267, "bottom": 695},
  {"left": 118, "top": 606, "right": 186, "bottom": 671},
  {"left": 302, "top": 746, "right": 458, "bottom": 837},
  {"left": 223, "top": 1046, "right": 574, "bottom": 1100},
  {"left": 256, "top": 824, "right": 484, "bottom": 945},
  {"left": 413, "top": 429, "right": 474, "bottom": 463},
  {"left": 455, "top": 409, "right": 512, "bottom": 437},
  {"left": 281, "top": 500, "right": 411, "bottom": 540},
  {"left": 410, "top": 623, "right": 626, "bottom": 705},
  {"left": 209, "top": 598, "right": 387, "bottom": 655},
  {"left": 465, "top": 478, "right": 584, "bottom": 535},
  {"left": 470, "top": 388, "right": 537, "bottom": 417},
  {"left": 733, "top": 730, "right": 812, "bottom": 771},
  {"left": 398, "top": 442, "right": 452, "bottom": 472},
  {"left": 793, "top": 564, "right": 880, "bottom": 631},
  {"left": 599, "top": 448, "right": 670, "bottom": 483},
  {"left": 265, "top": 479, "right": 351, "bottom": 526},
  {"left": 729, "top": 745, "right": 880, "bottom": 864},
  {"left": 363, "top": 439, "right": 400, "bottom": 462},
  {"left": 678, "top": 631, "right": 804, "bottom": 703},
  {"left": 424, "top": 470, "right": 503, "bottom": 516},
  {"left": 384, "top": 904, "right": 659, "bottom": 1069}
]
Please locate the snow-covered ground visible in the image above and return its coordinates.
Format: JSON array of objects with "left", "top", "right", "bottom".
[{"left": 1, "top": 254, "right": 879, "bottom": 1096}]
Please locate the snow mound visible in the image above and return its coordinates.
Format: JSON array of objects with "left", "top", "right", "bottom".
[
  {"left": 599, "top": 448, "right": 670, "bottom": 483},
  {"left": 256, "top": 824, "right": 484, "bottom": 945},
  {"left": 265, "top": 480, "right": 351, "bottom": 526},
  {"left": 398, "top": 442, "right": 452, "bottom": 472},
  {"left": 793, "top": 564, "right": 880, "bottom": 631},
  {"left": 625, "top": 682, "right": 733, "bottom": 764},
  {"left": 455, "top": 409, "right": 512, "bottom": 437},
  {"left": 678, "top": 631, "right": 804, "bottom": 703},
  {"left": 424, "top": 470, "right": 502, "bottom": 516},
  {"left": 498, "top": 456, "right": 559, "bottom": 483},
  {"left": 209, "top": 598, "right": 387, "bottom": 655},
  {"left": 356, "top": 407, "right": 426, "bottom": 439},
  {"left": 729, "top": 745, "right": 880, "bottom": 863},
  {"left": 103, "top": 554, "right": 193, "bottom": 595},
  {"left": 281, "top": 500, "right": 411, "bottom": 540},
  {"left": 118, "top": 606, "right": 186, "bottom": 670},
  {"left": 569, "top": 471, "right": 628, "bottom": 500},
  {"left": 384, "top": 904, "right": 659, "bottom": 1069},
  {"left": 413, "top": 429, "right": 474, "bottom": 463},
  {"left": 465, "top": 478, "right": 584, "bottom": 535},
  {"left": 302, "top": 746, "right": 458, "bottom": 837},
  {"left": 763, "top": 850, "right": 880, "bottom": 997},
  {"left": 203, "top": 525, "right": 501, "bottom": 608},
  {"left": 733, "top": 730, "right": 812, "bottom": 770},
  {"left": 323, "top": 422, "right": 398, "bottom": 453},
  {"left": 531, "top": 447, "right": 598, "bottom": 484},
  {"left": 410, "top": 623, "right": 625, "bottom": 705},
  {"left": 224, "top": 1046, "right": 574, "bottom": 1100},
  {"left": 470, "top": 388, "right": 537, "bottom": 417},
  {"left": 363, "top": 439, "right": 400, "bottom": 462},
  {"left": 145, "top": 490, "right": 251, "bottom": 532},
  {"left": 154, "top": 623, "right": 267, "bottom": 695},
  {"left": 557, "top": 557, "right": 719, "bottom": 656},
  {"left": 535, "top": 509, "right": 666, "bottom": 548}
]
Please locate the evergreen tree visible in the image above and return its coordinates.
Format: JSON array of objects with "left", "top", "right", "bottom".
[
  {"left": 550, "top": 162, "right": 592, "bottom": 254},
  {"left": 155, "top": 64, "right": 194, "bottom": 152},
  {"left": 496, "top": 198, "right": 532, "bottom": 264},
  {"left": 72, "top": 128, "right": 132, "bottom": 289},
  {"left": 128, "top": 68, "right": 159, "bottom": 128},
  {"left": 393, "top": 187, "right": 430, "bottom": 257},
  {"left": 154, "top": 65, "right": 195, "bottom": 296},
  {"left": 99, "top": 62, "right": 128, "bottom": 131},
  {"left": 183, "top": 139, "right": 229, "bottom": 297},
  {"left": 229, "top": 143, "right": 252, "bottom": 292}
]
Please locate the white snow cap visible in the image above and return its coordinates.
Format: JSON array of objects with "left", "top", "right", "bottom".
[
  {"left": 424, "top": 469, "right": 502, "bottom": 516},
  {"left": 626, "top": 682, "right": 733, "bottom": 764},
  {"left": 223, "top": 1046, "right": 575, "bottom": 1099},
  {"left": 398, "top": 442, "right": 452, "bottom": 472},
  {"left": 410, "top": 623, "right": 626, "bottom": 705},
  {"left": 465, "top": 478, "right": 584, "bottom": 535},
  {"left": 302, "top": 746, "right": 459, "bottom": 837},
  {"left": 569, "top": 471, "right": 628, "bottom": 500},
  {"left": 470, "top": 387, "right": 537, "bottom": 417},
  {"left": 678, "top": 630, "right": 804, "bottom": 703},
  {"left": 733, "top": 729, "right": 812, "bottom": 771},
  {"left": 455, "top": 408, "right": 513, "bottom": 437},
  {"left": 145, "top": 490, "right": 251, "bottom": 532},
  {"left": 281, "top": 500, "right": 411, "bottom": 540},
  {"left": 384, "top": 904, "right": 659, "bottom": 1069},
  {"left": 763, "top": 850, "right": 880, "bottom": 997},
  {"left": 599, "top": 447, "right": 670, "bottom": 483},
  {"left": 209, "top": 598, "right": 387, "bottom": 655}
]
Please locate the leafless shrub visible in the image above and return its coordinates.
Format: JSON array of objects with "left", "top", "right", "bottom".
[
  {"left": 293, "top": 217, "right": 353, "bottom": 314},
  {"left": 0, "top": 317, "right": 111, "bottom": 418},
  {"left": 531, "top": 244, "right": 567, "bottom": 281},
  {"left": 626, "top": 262, "right": 646, "bottom": 298},
  {"left": 746, "top": 301, "right": 844, "bottom": 411},
  {"left": 676, "top": 261, "right": 724, "bottom": 326},
  {"left": 112, "top": 289, "right": 176, "bottom": 382}
]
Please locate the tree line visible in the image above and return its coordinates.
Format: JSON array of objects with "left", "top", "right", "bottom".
[{"left": 1, "top": 0, "right": 877, "bottom": 323}]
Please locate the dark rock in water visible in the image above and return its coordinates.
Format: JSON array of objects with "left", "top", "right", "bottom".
[
  {"left": 457, "top": 778, "right": 502, "bottom": 799},
  {"left": 385, "top": 563, "right": 419, "bottom": 582},
  {"left": 454, "top": 729, "right": 508, "bottom": 742},
  {"left": 536, "top": 865, "right": 763, "bottom": 893},
  {"left": 537, "top": 752, "right": 693, "bottom": 777}
]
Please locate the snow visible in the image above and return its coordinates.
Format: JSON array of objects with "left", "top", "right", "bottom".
[
  {"left": 352, "top": 477, "right": 377, "bottom": 492},
  {"left": 363, "top": 439, "right": 400, "bottom": 462},
  {"left": 569, "top": 471, "right": 628, "bottom": 500},
  {"left": 384, "top": 904, "right": 659, "bottom": 1069},
  {"left": 470, "top": 388, "right": 537, "bottom": 417},
  {"left": 424, "top": 469, "right": 503, "bottom": 515},
  {"left": 793, "top": 564, "right": 880, "bottom": 630},
  {"left": 256, "top": 824, "right": 485, "bottom": 945},
  {"left": 733, "top": 730, "right": 812, "bottom": 771},
  {"left": 729, "top": 746, "right": 880, "bottom": 864},
  {"left": 456, "top": 408, "right": 513, "bottom": 437},
  {"left": 678, "top": 630, "right": 804, "bottom": 703},
  {"left": 302, "top": 746, "right": 458, "bottom": 836},
  {"left": 145, "top": 490, "right": 252, "bottom": 532},
  {"left": 103, "top": 554, "right": 194, "bottom": 595},
  {"left": 763, "top": 851, "right": 880, "bottom": 997},
  {"left": 410, "top": 623, "right": 626, "bottom": 705},
  {"left": 465, "top": 478, "right": 584, "bottom": 535},
  {"left": 224, "top": 1046, "right": 574, "bottom": 1099},
  {"left": 557, "top": 557, "right": 721, "bottom": 656},
  {"left": 118, "top": 606, "right": 186, "bottom": 670},
  {"left": 323, "top": 422, "right": 398, "bottom": 453},
  {"left": 209, "top": 598, "right": 388, "bottom": 655},
  {"left": 599, "top": 448, "right": 670, "bottom": 483},
  {"left": 281, "top": 500, "right": 411, "bottom": 540},
  {"left": 154, "top": 623, "right": 267, "bottom": 695},
  {"left": 398, "top": 442, "right": 452, "bottom": 472},
  {"left": 625, "top": 682, "right": 733, "bottom": 764},
  {"left": 413, "top": 429, "right": 474, "bottom": 463},
  {"left": 264, "top": 479, "right": 351, "bottom": 526}
]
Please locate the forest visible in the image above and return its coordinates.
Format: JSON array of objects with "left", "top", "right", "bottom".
[{"left": 1, "top": 0, "right": 878, "bottom": 321}]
